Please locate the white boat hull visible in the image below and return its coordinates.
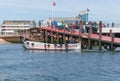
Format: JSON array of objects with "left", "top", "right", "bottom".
[{"left": 23, "top": 41, "right": 81, "bottom": 51}]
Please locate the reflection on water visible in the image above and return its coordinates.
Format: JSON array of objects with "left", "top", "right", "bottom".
[{"left": 0, "top": 44, "right": 120, "bottom": 81}]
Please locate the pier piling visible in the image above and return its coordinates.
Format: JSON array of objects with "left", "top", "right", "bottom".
[
  {"left": 88, "top": 27, "right": 92, "bottom": 49},
  {"left": 63, "top": 28, "right": 66, "bottom": 44},
  {"left": 45, "top": 30, "right": 48, "bottom": 43},
  {"left": 70, "top": 27, "right": 73, "bottom": 43},
  {"left": 51, "top": 31, "right": 53, "bottom": 43},
  {"left": 99, "top": 21, "right": 102, "bottom": 51},
  {"left": 56, "top": 31, "right": 59, "bottom": 44},
  {"left": 110, "top": 30, "right": 114, "bottom": 51}
]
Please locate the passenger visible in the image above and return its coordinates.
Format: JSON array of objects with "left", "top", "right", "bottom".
[
  {"left": 112, "top": 22, "right": 114, "bottom": 27},
  {"left": 65, "top": 24, "right": 69, "bottom": 31},
  {"left": 107, "top": 23, "right": 109, "bottom": 27},
  {"left": 38, "top": 20, "right": 41, "bottom": 27},
  {"left": 83, "top": 25, "right": 87, "bottom": 33},
  {"left": 47, "top": 21, "right": 51, "bottom": 27},
  {"left": 71, "top": 39, "right": 76, "bottom": 43},
  {"left": 57, "top": 22, "right": 62, "bottom": 30},
  {"left": 51, "top": 21, "right": 54, "bottom": 27},
  {"left": 75, "top": 20, "right": 78, "bottom": 27},
  {"left": 61, "top": 21, "right": 65, "bottom": 29}
]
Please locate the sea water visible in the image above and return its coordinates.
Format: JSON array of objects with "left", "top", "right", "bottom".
[{"left": 0, "top": 44, "right": 120, "bottom": 81}]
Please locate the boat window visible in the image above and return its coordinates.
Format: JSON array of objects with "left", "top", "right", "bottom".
[
  {"left": 27, "top": 42, "right": 29, "bottom": 45},
  {"left": 47, "top": 44, "right": 50, "bottom": 48},
  {"left": 31, "top": 43, "right": 34, "bottom": 46}
]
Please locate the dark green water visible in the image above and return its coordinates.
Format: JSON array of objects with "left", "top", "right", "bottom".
[{"left": 0, "top": 44, "right": 120, "bottom": 81}]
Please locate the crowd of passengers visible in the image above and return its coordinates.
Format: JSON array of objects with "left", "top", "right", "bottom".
[
  {"left": 49, "top": 21, "right": 99, "bottom": 34},
  {"left": 39, "top": 20, "right": 115, "bottom": 34}
]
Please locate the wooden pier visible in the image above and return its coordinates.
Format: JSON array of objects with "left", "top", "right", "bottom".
[{"left": 23, "top": 21, "right": 120, "bottom": 51}]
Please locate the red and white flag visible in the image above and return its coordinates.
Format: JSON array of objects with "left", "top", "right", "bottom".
[{"left": 52, "top": 2, "right": 56, "bottom": 6}]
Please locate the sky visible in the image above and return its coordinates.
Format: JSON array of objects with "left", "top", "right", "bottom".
[{"left": 0, "top": 0, "right": 120, "bottom": 24}]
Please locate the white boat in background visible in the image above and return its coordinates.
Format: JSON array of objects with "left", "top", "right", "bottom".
[{"left": 23, "top": 41, "right": 81, "bottom": 51}]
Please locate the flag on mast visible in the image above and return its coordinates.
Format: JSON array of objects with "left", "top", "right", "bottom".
[{"left": 52, "top": 2, "right": 56, "bottom": 6}]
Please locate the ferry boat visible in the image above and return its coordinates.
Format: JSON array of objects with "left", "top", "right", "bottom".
[{"left": 23, "top": 40, "right": 81, "bottom": 51}]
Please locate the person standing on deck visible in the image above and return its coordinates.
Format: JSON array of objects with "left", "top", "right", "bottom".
[
  {"left": 82, "top": 23, "right": 86, "bottom": 33},
  {"left": 65, "top": 24, "right": 69, "bottom": 31},
  {"left": 107, "top": 23, "right": 109, "bottom": 27},
  {"left": 112, "top": 22, "right": 114, "bottom": 27},
  {"left": 61, "top": 21, "right": 65, "bottom": 29},
  {"left": 38, "top": 20, "right": 41, "bottom": 27},
  {"left": 47, "top": 21, "right": 51, "bottom": 27},
  {"left": 75, "top": 20, "right": 79, "bottom": 28}
]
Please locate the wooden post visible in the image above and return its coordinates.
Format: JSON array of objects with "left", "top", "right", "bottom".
[
  {"left": 56, "top": 32, "right": 59, "bottom": 44},
  {"left": 28, "top": 29, "right": 30, "bottom": 40},
  {"left": 51, "top": 31, "right": 53, "bottom": 43},
  {"left": 29, "top": 29, "right": 32, "bottom": 41},
  {"left": 63, "top": 28, "right": 68, "bottom": 51},
  {"left": 112, "top": 33, "right": 114, "bottom": 51},
  {"left": 44, "top": 30, "right": 48, "bottom": 50},
  {"left": 31, "top": 29, "right": 34, "bottom": 41},
  {"left": 36, "top": 28, "right": 39, "bottom": 42},
  {"left": 88, "top": 27, "right": 92, "bottom": 49},
  {"left": 40, "top": 28, "right": 43, "bottom": 42},
  {"left": 110, "top": 30, "right": 114, "bottom": 51},
  {"left": 99, "top": 21, "right": 102, "bottom": 50},
  {"left": 45, "top": 30, "right": 48, "bottom": 43},
  {"left": 70, "top": 27, "right": 73, "bottom": 43},
  {"left": 63, "top": 28, "right": 66, "bottom": 44},
  {"left": 68, "top": 36, "right": 70, "bottom": 43},
  {"left": 60, "top": 35, "right": 62, "bottom": 44},
  {"left": 78, "top": 21, "right": 83, "bottom": 50},
  {"left": 79, "top": 21, "right": 82, "bottom": 42},
  {"left": 44, "top": 31, "right": 45, "bottom": 43}
]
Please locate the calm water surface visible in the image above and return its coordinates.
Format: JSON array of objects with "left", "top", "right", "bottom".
[{"left": 0, "top": 44, "right": 120, "bottom": 81}]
